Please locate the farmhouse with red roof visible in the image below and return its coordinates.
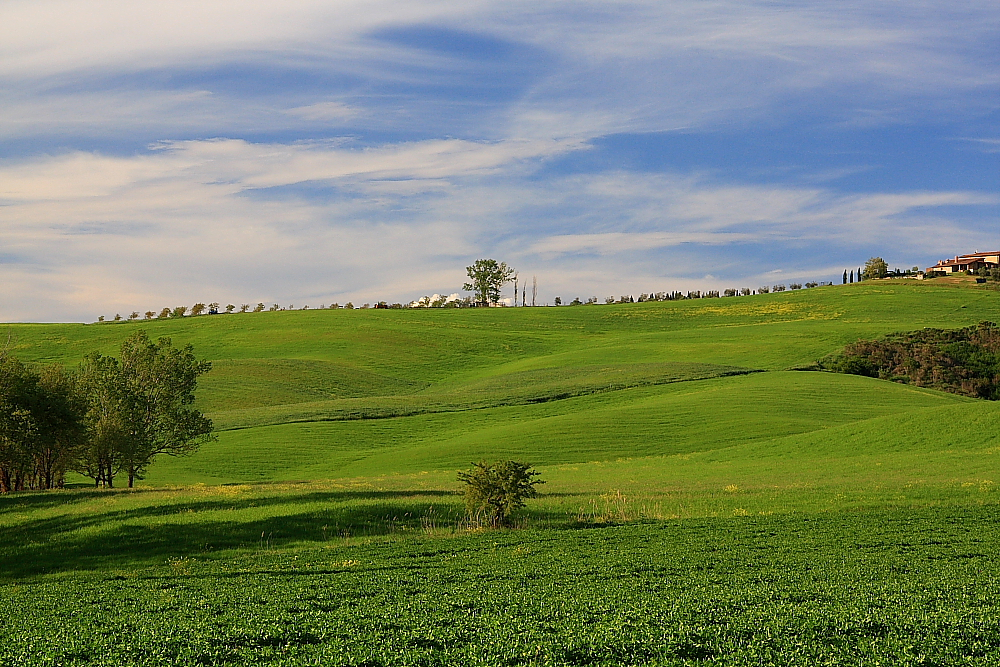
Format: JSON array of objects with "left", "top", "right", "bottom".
[{"left": 926, "top": 251, "right": 1000, "bottom": 275}]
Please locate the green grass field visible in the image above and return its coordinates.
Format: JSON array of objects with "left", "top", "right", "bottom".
[
  {"left": 5, "top": 508, "right": 1000, "bottom": 666},
  {"left": 4, "top": 280, "right": 1000, "bottom": 665}
]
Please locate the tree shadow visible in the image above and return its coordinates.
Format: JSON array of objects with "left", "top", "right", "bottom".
[
  {"left": 0, "top": 487, "right": 166, "bottom": 514},
  {"left": 0, "top": 484, "right": 599, "bottom": 580},
  {"left": 0, "top": 486, "right": 456, "bottom": 515},
  {"left": 0, "top": 489, "right": 479, "bottom": 579}
]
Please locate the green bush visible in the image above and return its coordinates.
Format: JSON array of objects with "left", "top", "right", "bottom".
[{"left": 458, "top": 460, "right": 544, "bottom": 527}]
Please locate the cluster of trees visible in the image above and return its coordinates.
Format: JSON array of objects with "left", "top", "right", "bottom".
[
  {"left": 0, "top": 359, "right": 84, "bottom": 492},
  {"left": 464, "top": 259, "right": 516, "bottom": 307},
  {"left": 863, "top": 257, "right": 889, "bottom": 280},
  {"left": 103, "top": 297, "right": 503, "bottom": 321},
  {"left": 385, "top": 298, "right": 478, "bottom": 309},
  {"left": 821, "top": 321, "right": 1000, "bottom": 400},
  {"left": 461, "top": 258, "right": 838, "bottom": 308},
  {"left": 462, "top": 260, "right": 540, "bottom": 307},
  {"left": 0, "top": 331, "right": 213, "bottom": 492},
  {"left": 757, "top": 283, "right": 824, "bottom": 294},
  {"left": 841, "top": 257, "right": 904, "bottom": 285},
  {"left": 965, "top": 266, "right": 1000, "bottom": 281}
]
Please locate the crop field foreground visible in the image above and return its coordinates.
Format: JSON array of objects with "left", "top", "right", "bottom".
[
  {"left": 3, "top": 508, "right": 1000, "bottom": 665},
  {"left": 5, "top": 281, "right": 1000, "bottom": 664}
]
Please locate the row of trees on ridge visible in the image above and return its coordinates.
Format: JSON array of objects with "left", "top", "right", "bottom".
[{"left": 97, "top": 258, "right": 880, "bottom": 321}]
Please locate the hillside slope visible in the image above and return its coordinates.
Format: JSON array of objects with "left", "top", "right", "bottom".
[{"left": 5, "top": 281, "right": 999, "bottom": 487}]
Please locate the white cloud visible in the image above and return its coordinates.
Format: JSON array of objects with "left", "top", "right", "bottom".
[
  {"left": 0, "top": 136, "right": 578, "bottom": 320},
  {"left": 0, "top": 1, "right": 475, "bottom": 78},
  {"left": 0, "top": 139, "right": 995, "bottom": 322},
  {"left": 0, "top": 137, "right": 582, "bottom": 201},
  {"left": 958, "top": 138, "right": 1000, "bottom": 154}
]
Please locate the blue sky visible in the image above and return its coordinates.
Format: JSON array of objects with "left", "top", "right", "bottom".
[{"left": 1, "top": 1, "right": 998, "bottom": 320}]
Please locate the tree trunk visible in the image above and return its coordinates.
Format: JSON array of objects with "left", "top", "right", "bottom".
[{"left": 41, "top": 451, "right": 54, "bottom": 490}]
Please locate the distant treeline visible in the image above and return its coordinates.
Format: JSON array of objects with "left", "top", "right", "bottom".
[
  {"left": 820, "top": 321, "right": 1000, "bottom": 399},
  {"left": 96, "top": 283, "right": 835, "bottom": 321},
  {"left": 0, "top": 331, "right": 213, "bottom": 492}
]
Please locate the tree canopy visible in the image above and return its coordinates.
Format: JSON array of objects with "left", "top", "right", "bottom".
[
  {"left": 0, "top": 356, "right": 85, "bottom": 492},
  {"left": 863, "top": 257, "right": 889, "bottom": 280},
  {"left": 77, "top": 330, "right": 214, "bottom": 488},
  {"left": 463, "top": 259, "right": 514, "bottom": 306},
  {"left": 1, "top": 331, "right": 213, "bottom": 493}
]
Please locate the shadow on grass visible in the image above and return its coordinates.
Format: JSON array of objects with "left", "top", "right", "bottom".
[
  {"left": 0, "top": 486, "right": 171, "bottom": 514},
  {"left": 1, "top": 488, "right": 538, "bottom": 579},
  {"left": 0, "top": 486, "right": 457, "bottom": 515}
]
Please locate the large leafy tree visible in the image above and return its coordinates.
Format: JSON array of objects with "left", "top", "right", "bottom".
[
  {"left": 0, "top": 356, "right": 39, "bottom": 493},
  {"left": 0, "top": 357, "right": 84, "bottom": 492},
  {"left": 77, "top": 352, "right": 129, "bottom": 487},
  {"left": 77, "top": 331, "right": 214, "bottom": 488},
  {"left": 863, "top": 257, "right": 888, "bottom": 280},
  {"left": 32, "top": 365, "right": 87, "bottom": 489},
  {"left": 463, "top": 259, "right": 515, "bottom": 306}
]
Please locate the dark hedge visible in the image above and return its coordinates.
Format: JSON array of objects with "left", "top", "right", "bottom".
[{"left": 820, "top": 321, "right": 1000, "bottom": 399}]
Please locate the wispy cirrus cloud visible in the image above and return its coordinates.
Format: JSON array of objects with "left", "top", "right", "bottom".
[
  {"left": 2, "top": 1, "right": 997, "bottom": 141},
  {"left": 0, "top": 137, "right": 583, "bottom": 200}
]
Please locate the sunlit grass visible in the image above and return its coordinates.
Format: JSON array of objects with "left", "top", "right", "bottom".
[{"left": 5, "top": 282, "right": 1000, "bottom": 664}]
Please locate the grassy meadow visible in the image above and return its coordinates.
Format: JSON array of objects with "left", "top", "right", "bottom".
[{"left": 4, "top": 279, "right": 1000, "bottom": 665}]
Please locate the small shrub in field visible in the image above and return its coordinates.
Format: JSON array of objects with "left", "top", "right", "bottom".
[{"left": 458, "top": 460, "right": 544, "bottom": 527}]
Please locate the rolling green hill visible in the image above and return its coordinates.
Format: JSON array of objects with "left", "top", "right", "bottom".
[
  {"left": 6, "top": 280, "right": 1000, "bottom": 665},
  {"left": 5, "top": 280, "right": 998, "bottom": 489}
]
